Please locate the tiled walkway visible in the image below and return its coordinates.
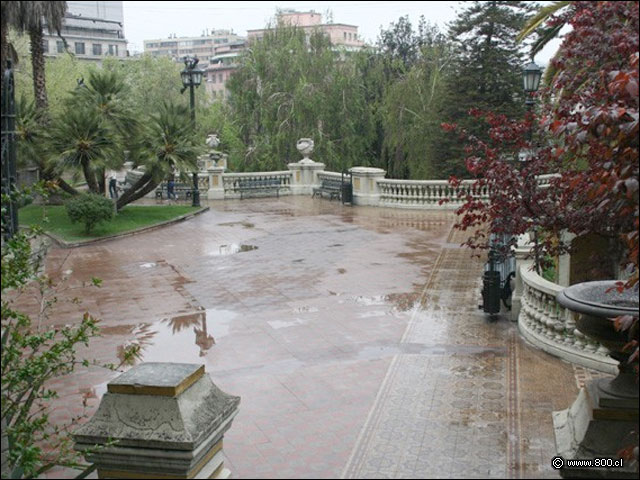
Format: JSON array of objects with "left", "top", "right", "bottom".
[{"left": 10, "top": 197, "right": 592, "bottom": 478}]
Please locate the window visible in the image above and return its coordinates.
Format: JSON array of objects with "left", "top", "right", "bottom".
[
  {"left": 218, "top": 73, "right": 223, "bottom": 83},
  {"left": 348, "top": 33, "right": 352, "bottom": 41},
  {"left": 42, "top": 39, "right": 49, "bottom": 53},
  {"left": 108, "top": 44, "right": 119, "bottom": 56},
  {"left": 57, "top": 40, "right": 65, "bottom": 53},
  {"left": 344, "top": 32, "right": 347, "bottom": 39},
  {"left": 92, "top": 44, "right": 102, "bottom": 56},
  {"left": 75, "top": 42, "right": 85, "bottom": 55},
  {"left": 211, "top": 74, "right": 216, "bottom": 84}
]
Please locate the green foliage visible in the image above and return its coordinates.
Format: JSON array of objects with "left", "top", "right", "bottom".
[
  {"left": 1, "top": 224, "right": 101, "bottom": 478},
  {"left": 440, "top": 0, "right": 535, "bottom": 177},
  {"left": 65, "top": 193, "right": 113, "bottom": 234},
  {"left": 227, "top": 25, "right": 375, "bottom": 172}
]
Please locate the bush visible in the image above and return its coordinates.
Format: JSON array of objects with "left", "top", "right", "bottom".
[{"left": 65, "top": 193, "right": 113, "bottom": 234}]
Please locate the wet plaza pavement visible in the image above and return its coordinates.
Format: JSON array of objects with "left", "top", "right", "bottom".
[{"left": 12, "top": 196, "right": 607, "bottom": 478}]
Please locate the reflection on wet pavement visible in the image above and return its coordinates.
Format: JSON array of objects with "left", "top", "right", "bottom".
[{"left": 12, "top": 197, "right": 585, "bottom": 479}]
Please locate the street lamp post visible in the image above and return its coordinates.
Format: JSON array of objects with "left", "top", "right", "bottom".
[
  {"left": 522, "top": 60, "right": 543, "bottom": 142},
  {"left": 180, "top": 56, "right": 204, "bottom": 207},
  {"left": 522, "top": 59, "right": 543, "bottom": 273}
]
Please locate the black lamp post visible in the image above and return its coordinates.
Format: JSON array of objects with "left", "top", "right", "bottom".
[
  {"left": 180, "top": 56, "right": 204, "bottom": 207},
  {"left": 522, "top": 59, "right": 543, "bottom": 273}
]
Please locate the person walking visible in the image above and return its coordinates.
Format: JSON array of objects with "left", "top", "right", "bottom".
[
  {"left": 167, "top": 178, "right": 176, "bottom": 200},
  {"left": 109, "top": 175, "right": 118, "bottom": 199}
]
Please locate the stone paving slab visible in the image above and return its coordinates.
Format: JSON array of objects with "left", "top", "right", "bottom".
[{"left": 5, "top": 197, "right": 594, "bottom": 479}]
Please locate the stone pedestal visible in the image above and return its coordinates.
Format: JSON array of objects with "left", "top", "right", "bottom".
[
  {"left": 74, "top": 363, "right": 240, "bottom": 479},
  {"left": 350, "top": 167, "right": 386, "bottom": 206},
  {"left": 553, "top": 381, "right": 638, "bottom": 478},
  {"left": 207, "top": 167, "right": 226, "bottom": 200},
  {"left": 288, "top": 159, "right": 325, "bottom": 195}
]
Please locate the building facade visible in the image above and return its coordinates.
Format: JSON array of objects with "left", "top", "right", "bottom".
[
  {"left": 144, "top": 30, "right": 245, "bottom": 64},
  {"left": 247, "top": 10, "right": 365, "bottom": 51},
  {"left": 43, "top": 1, "right": 128, "bottom": 61}
]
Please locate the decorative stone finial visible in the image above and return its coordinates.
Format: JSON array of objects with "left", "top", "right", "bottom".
[
  {"left": 296, "top": 138, "right": 314, "bottom": 162},
  {"left": 206, "top": 133, "right": 220, "bottom": 149}
]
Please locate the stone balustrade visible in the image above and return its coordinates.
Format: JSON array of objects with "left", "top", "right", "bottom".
[
  {"left": 377, "top": 179, "right": 489, "bottom": 209},
  {"left": 222, "top": 171, "right": 292, "bottom": 199},
  {"left": 517, "top": 264, "right": 618, "bottom": 374}
]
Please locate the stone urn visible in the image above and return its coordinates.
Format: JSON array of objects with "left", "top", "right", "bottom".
[
  {"left": 296, "top": 138, "right": 315, "bottom": 163},
  {"left": 557, "top": 281, "right": 639, "bottom": 403},
  {"left": 553, "top": 281, "right": 638, "bottom": 478}
]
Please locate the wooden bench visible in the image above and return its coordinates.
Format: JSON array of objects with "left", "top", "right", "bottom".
[
  {"left": 155, "top": 182, "right": 193, "bottom": 200},
  {"left": 312, "top": 178, "right": 342, "bottom": 201},
  {"left": 236, "top": 178, "right": 282, "bottom": 199}
]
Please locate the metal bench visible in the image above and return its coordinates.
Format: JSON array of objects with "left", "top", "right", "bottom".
[
  {"left": 312, "top": 178, "right": 342, "bottom": 201},
  {"left": 236, "top": 178, "right": 282, "bottom": 199},
  {"left": 155, "top": 183, "right": 192, "bottom": 200}
]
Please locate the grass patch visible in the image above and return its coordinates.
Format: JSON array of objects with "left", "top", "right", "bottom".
[{"left": 19, "top": 204, "right": 199, "bottom": 242}]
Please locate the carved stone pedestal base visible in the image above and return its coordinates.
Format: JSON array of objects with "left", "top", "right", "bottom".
[{"left": 553, "top": 380, "right": 638, "bottom": 479}]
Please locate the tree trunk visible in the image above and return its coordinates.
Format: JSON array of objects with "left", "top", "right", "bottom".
[
  {"left": 29, "top": 27, "right": 48, "bottom": 114},
  {"left": 81, "top": 158, "right": 99, "bottom": 193},
  {"left": 116, "top": 171, "right": 156, "bottom": 210},
  {"left": 56, "top": 178, "right": 79, "bottom": 196},
  {"left": 97, "top": 167, "right": 106, "bottom": 195}
]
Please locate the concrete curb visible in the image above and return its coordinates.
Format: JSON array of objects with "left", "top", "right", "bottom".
[{"left": 39, "top": 206, "right": 210, "bottom": 249}]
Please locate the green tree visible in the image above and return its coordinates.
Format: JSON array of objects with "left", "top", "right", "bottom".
[
  {"left": 374, "top": 20, "right": 453, "bottom": 179},
  {"left": 0, "top": 1, "right": 67, "bottom": 113},
  {"left": 116, "top": 101, "right": 200, "bottom": 210},
  {"left": 439, "top": 0, "right": 536, "bottom": 177},
  {"left": 227, "top": 25, "right": 375, "bottom": 172},
  {"left": 48, "top": 105, "right": 118, "bottom": 194}
]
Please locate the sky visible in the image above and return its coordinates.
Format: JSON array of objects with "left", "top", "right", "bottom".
[{"left": 122, "top": 1, "right": 562, "bottom": 65}]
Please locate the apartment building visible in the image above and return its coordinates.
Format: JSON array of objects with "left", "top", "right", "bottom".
[
  {"left": 247, "top": 10, "right": 365, "bottom": 51},
  {"left": 144, "top": 30, "right": 245, "bottom": 64},
  {"left": 43, "top": 1, "right": 128, "bottom": 61}
]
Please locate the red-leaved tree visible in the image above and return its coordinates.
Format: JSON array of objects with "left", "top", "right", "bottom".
[{"left": 446, "top": 1, "right": 638, "bottom": 361}]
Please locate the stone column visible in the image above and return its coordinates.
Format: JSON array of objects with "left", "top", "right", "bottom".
[
  {"left": 288, "top": 159, "right": 325, "bottom": 196},
  {"left": 207, "top": 166, "right": 226, "bottom": 200},
  {"left": 350, "top": 167, "right": 386, "bottom": 207},
  {"left": 557, "top": 231, "right": 575, "bottom": 287},
  {"left": 73, "top": 363, "right": 240, "bottom": 479},
  {"left": 511, "top": 234, "right": 534, "bottom": 322}
]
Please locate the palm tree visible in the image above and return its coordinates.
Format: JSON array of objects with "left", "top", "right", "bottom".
[
  {"left": 517, "top": 1, "right": 570, "bottom": 58},
  {"left": 116, "top": 102, "right": 200, "bottom": 210},
  {"left": 1, "top": 1, "right": 68, "bottom": 113},
  {"left": 69, "top": 68, "right": 139, "bottom": 193},
  {"left": 49, "top": 106, "right": 118, "bottom": 194}
]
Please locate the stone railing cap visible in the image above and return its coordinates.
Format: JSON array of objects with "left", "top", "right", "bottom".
[
  {"left": 349, "top": 167, "right": 385, "bottom": 175},
  {"left": 107, "top": 363, "right": 204, "bottom": 397}
]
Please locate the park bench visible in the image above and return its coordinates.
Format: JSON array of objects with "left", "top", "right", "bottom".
[
  {"left": 312, "top": 177, "right": 342, "bottom": 201},
  {"left": 236, "top": 178, "right": 282, "bottom": 199},
  {"left": 155, "top": 182, "right": 193, "bottom": 200}
]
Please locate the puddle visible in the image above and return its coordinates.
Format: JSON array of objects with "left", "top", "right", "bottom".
[
  {"left": 210, "top": 244, "right": 258, "bottom": 256},
  {"left": 104, "top": 309, "right": 237, "bottom": 364}
]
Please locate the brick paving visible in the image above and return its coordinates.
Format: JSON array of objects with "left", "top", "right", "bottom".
[{"left": 8, "top": 196, "right": 594, "bottom": 478}]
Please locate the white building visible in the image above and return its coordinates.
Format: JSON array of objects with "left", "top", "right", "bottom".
[{"left": 43, "top": 1, "right": 128, "bottom": 61}]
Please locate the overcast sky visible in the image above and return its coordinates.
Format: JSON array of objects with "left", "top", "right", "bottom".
[{"left": 122, "top": 1, "right": 561, "bottom": 65}]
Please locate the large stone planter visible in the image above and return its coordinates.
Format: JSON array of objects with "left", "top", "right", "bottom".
[
  {"left": 553, "top": 281, "right": 638, "bottom": 478},
  {"left": 73, "top": 363, "right": 240, "bottom": 479}
]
